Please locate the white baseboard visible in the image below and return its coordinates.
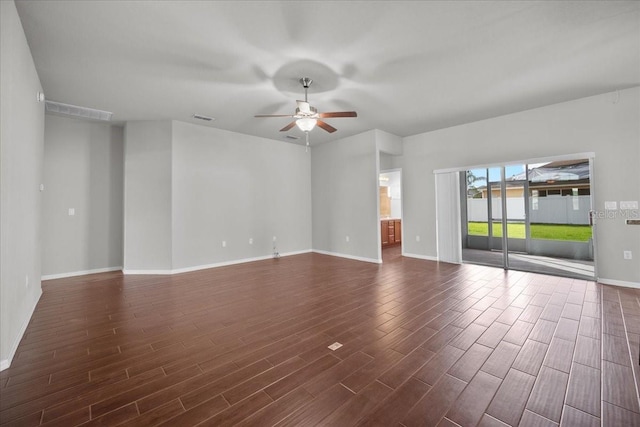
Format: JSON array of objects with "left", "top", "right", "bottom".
[
  {"left": 0, "top": 289, "right": 42, "bottom": 372},
  {"left": 402, "top": 252, "right": 439, "bottom": 262},
  {"left": 123, "top": 250, "right": 312, "bottom": 275},
  {"left": 42, "top": 266, "right": 122, "bottom": 281},
  {"left": 122, "top": 268, "right": 173, "bottom": 275},
  {"left": 597, "top": 277, "right": 640, "bottom": 289},
  {"left": 312, "top": 249, "right": 381, "bottom": 264}
]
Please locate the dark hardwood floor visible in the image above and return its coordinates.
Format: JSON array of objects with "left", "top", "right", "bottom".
[{"left": 1, "top": 246, "right": 639, "bottom": 426}]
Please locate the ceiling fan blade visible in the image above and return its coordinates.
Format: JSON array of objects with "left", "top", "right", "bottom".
[
  {"left": 318, "top": 111, "right": 357, "bottom": 118},
  {"left": 255, "top": 114, "right": 294, "bottom": 118},
  {"left": 317, "top": 120, "right": 337, "bottom": 133},
  {"left": 279, "top": 121, "right": 297, "bottom": 132}
]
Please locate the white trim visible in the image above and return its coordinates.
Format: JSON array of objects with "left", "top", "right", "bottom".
[
  {"left": 588, "top": 157, "right": 599, "bottom": 280},
  {"left": 123, "top": 250, "right": 312, "bottom": 275},
  {"left": 380, "top": 167, "right": 402, "bottom": 173},
  {"left": 402, "top": 252, "right": 439, "bottom": 262},
  {"left": 376, "top": 152, "right": 382, "bottom": 265},
  {"left": 0, "top": 289, "right": 42, "bottom": 372},
  {"left": 433, "top": 152, "right": 596, "bottom": 174},
  {"left": 597, "top": 277, "right": 640, "bottom": 289},
  {"left": 434, "top": 174, "right": 440, "bottom": 262},
  {"left": 42, "top": 266, "right": 122, "bottom": 281},
  {"left": 312, "top": 249, "right": 382, "bottom": 264},
  {"left": 122, "top": 269, "right": 173, "bottom": 275}
]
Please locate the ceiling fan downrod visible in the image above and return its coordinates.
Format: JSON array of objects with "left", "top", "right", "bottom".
[{"left": 300, "top": 77, "right": 312, "bottom": 103}]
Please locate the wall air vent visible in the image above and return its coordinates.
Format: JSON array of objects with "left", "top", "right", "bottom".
[
  {"left": 45, "top": 100, "right": 113, "bottom": 121},
  {"left": 284, "top": 135, "right": 300, "bottom": 140},
  {"left": 193, "top": 114, "right": 215, "bottom": 122}
]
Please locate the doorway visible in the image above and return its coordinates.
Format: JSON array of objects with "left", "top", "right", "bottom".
[
  {"left": 461, "top": 158, "right": 595, "bottom": 279},
  {"left": 380, "top": 170, "right": 402, "bottom": 261}
]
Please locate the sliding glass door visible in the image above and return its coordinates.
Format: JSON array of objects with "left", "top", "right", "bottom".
[{"left": 461, "top": 158, "right": 595, "bottom": 280}]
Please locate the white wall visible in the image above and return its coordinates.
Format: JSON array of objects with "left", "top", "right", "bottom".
[
  {"left": 380, "top": 153, "right": 395, "bottom": 171},
  {"left": 403, "top": 87, "right": 640, "bottom": 284},
  {"left": 311, "top": 130, "right": 380, "bottom": 262},
  {"left": 171, "top": 121, "right": 311, "bottom": 269},
  {"left": 377, "top": 129, "right": 403, "bottom": 156},
  {"left": 0, "top": 0, "right": 45, "bottom": 369},
  {"left": 123, "top": 120, "right": 311, "bottom": 272},
  {"left": 123, "top": 121, "right": 173, "bottom": 271},
  {"left": 42, "top": 115, "right": 124, "bottom": 277}
]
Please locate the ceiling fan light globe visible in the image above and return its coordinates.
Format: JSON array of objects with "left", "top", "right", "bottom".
[{"left": 296, "top": 117, "right": 317, "bottom": 132}]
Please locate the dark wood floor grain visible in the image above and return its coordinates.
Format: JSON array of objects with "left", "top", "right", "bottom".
[{"left": 1, "top": 246, "right": 639, "bottom": 426}]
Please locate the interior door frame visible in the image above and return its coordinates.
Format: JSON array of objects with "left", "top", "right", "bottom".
[
  {"left": 589, "top": 157, "right": 599, "bottom": 280},
  {"left": 379, "top": 167, "right": 403, "bottom": 261}
]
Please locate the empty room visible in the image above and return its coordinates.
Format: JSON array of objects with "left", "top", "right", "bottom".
[{"left": 1, "top": 1, "right": 640, "bottom": 426}]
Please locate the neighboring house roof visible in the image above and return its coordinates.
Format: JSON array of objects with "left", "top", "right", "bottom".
[
  {"left": 508, "top": 160, "right": 590, "bottom": 183},
  {"left": 470, "top": 160, "right": 590, "bottom": 195}
]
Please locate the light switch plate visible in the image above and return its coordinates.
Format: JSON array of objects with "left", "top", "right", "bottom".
[{"left": 604, "top": 201, "right": 617, "bottom": 210}]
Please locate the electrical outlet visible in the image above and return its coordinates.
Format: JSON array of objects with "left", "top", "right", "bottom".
[
  {"left": 249, "top": 238, "right": 253, "bottom": 245},
  {"left": 416, "top": 235, "right": 420, "bottom": 242},
  {"left": 68, "top": 208, "right": 75, "bottom": 216},
  {"left": 222, "top": 240, "right": 226, "bottom": 248},
  {"left": 273, "top": 236, "right": 277, "bottom": 242},
  {"left": 623, "top": 251, "right": 632, "bottom": 260},
  {"left": 346, "top": 235, "right": 350, "bottom": 242}
]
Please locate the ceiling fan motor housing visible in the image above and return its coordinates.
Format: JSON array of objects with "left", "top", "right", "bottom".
[{"left": 295, "top": 105, "right": 317, "bottom": 117}]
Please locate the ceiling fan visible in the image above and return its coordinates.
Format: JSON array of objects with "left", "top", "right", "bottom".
[{"left": 255, "top": 77, "right": 357, "bottom": 134}]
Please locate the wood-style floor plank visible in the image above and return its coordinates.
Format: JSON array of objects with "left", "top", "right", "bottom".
[
  {"left": 0, "top": 247, "right": 638, "bottom": 426},
  {"left": 486, "top": 368, "right": 537, "bottom": 425}
]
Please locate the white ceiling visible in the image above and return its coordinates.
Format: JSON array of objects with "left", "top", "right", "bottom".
[{"left": 15, "top": 1, "right": 640, "bottom": 145}]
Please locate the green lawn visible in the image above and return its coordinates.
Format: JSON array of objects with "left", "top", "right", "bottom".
[{"left": 468, "top": 222, "right": 592, "bottom": 242}]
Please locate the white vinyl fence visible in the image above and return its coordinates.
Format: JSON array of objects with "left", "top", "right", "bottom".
[{"left": 467, "top": 196, "right": 590, "bottom": 225}]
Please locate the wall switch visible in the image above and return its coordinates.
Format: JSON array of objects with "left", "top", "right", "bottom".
[
  {"left": 346, "top": 235, "right": 350, "bottom": 242},
  {"left": 620, "top": 201, "right": 639, "bottom": 210},
  {"left": 416, "top": 235, "right": 420, "bottom": 242},
  {"left": 604, "top": 201, "right": 617, "bottom": 210},
  {"left": 273, "top": 236, "right": 277, "bottom": 242},
  {"left": 222, "top": 240, "right": 226, "bottom": 248},
  {"left": 39, "top": 184, "right": 44, "bottom": 192},
  {"left": 68, "top": 208, "right": 75, "bottom": 216},
  {"left": 623, "top": 251, "right": 632, "bottom": 260},
  {"left": 249, "top": 238, "right": 253, "bottom": 245},
  {"left": 25, "top": 275, "right": 29, "bottom": 289}
]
